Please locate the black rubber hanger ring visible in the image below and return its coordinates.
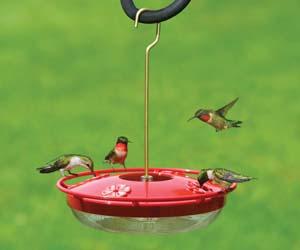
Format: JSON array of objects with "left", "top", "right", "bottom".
[{"left": 120, "top": 0, "right": 191, "bottom": 24}]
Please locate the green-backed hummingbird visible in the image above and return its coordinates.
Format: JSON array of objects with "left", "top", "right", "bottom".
[
  {"left": 188, "top": 97, "right": 242, "bottom": 132},
  {"left": 37, "top": 154, "right": 95, "bottom": 177},
  {"left": 198, "top": 168, "right": 255, "bottom": 188},
  {"left": 104, "top": 136, "right": 131, "bottom": 169}
]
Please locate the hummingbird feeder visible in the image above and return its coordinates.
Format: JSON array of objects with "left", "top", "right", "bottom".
[{"left": 56, "top": 0, "right": 237, "bottom": 233}]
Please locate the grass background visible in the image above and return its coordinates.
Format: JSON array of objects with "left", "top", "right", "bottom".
[{"left": 0, "top": 0, "right": 299, "bottom": 249}]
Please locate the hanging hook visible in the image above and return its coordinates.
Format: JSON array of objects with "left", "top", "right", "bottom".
[
  {"left": 134, "top": 8, "right": 149, "bottom": 28},
  {"left": 135, "top": 9, "right": 162, "bottom": 182}
]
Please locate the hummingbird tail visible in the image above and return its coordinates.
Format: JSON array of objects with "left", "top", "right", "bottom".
[
  {"left": 230, "top": 120, "right": 243, "bottom": 128},
  {"left": 36, "top": 164, "right": 61, "bottom": 174}
]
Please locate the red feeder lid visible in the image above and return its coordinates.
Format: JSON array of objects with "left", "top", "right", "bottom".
[{"left": 57, "top": 168, "right": 236, "bottom": 218}]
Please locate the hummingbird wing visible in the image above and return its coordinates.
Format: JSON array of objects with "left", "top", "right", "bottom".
[
  {"left": 104, "top": 149, "right": 116, "bottom": 161},
  {"left": 214, "top": 168, "right": 254, "bottom": 183},
  {"left": 54, "top": 156, "right": 70, "bottom": 169},
  {"left": 215, "top": 97, "right": 239, "bottom": 117},
  {"left": 37, "top": 156, "right": 70, "bottom": 173},
  {"left": 44, "top": 154, "right": 76, "bottom": 165}
]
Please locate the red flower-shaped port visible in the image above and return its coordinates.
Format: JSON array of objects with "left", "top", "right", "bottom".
[{"left": 101, "top": 184, "right": 131, "bottom": 198}]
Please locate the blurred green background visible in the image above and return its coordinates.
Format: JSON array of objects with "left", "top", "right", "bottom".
[{"left": 0, "top": 0, "right": 299, "bottom": 249}]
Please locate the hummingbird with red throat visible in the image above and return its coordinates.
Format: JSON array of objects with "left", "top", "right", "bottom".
[
  {"left": 188, "top": 97, "right": 242, "bottom": 132},
  {"left": 104, "top": 136, "right": 131, "bottom": 169}
]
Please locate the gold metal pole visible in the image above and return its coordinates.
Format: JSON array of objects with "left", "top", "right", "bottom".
[{"left": 135, "top": 9, "right": 161, "bottom": 181}]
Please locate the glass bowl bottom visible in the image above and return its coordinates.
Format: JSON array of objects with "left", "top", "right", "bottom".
[{"left": 71, "top": 208, "right": 222, "bottom": 233}]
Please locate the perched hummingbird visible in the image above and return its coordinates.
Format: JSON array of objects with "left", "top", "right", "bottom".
[
  {"left": 188, "top": 98, "right": 242, "bottom": 132},
  {"left": 104, "top": 136, "right": 131, "bottom": 169},
  {"left": 37, "top": 154, "right": 95, "bottom": 177},
  {"left": 198, "top": 168, "right": 255, "bottom": 188}
]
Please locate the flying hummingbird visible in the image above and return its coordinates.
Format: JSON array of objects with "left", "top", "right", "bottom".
[
  {"left": 37, "top": 154, "right": 95, "bottom": 177},
  {"left": 198, "top": 168, "right": 255, "bottom": 188},
  {"left": 188, "top": 98, "right": 242, "bottom": 132},
  {"left": 104, "top": 136, "right": 131, "bottom": 169}
]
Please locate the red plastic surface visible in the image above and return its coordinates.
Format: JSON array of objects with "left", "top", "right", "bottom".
[{"left": 57, "top": 168, "right": 236, "bottom": 217}]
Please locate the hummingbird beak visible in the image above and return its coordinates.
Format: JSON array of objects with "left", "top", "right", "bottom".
[
  {"left": 187, "top": 116, "right": 196, "bottom": 122},
  {"left": 128, "top": 140, "right": 133, "bottom": 143},
  {"left": 84, "top": 163, "right": 96, "bottom": 177}
]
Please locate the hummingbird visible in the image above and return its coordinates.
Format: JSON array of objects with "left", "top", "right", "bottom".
[
  {"left": 188, "top": 97, "right": 242, "bottom": 132},
  {"left": 197, "top": 168, "right": 255, "bottom": 188},
  {"left": 36, "top": 154, "right": 95, "bottom": 177},
  {"left": 104, "top": 136, "right": 131, "bottom": 169}
]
